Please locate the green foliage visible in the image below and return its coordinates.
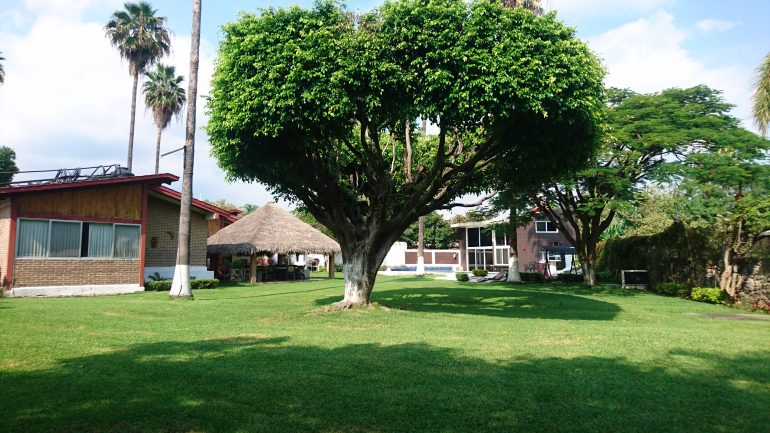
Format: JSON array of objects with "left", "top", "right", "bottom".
[
  {"left": 596, "top": 270, "right": 619, "bottom": 284},
  {"left": 203, "top": 198, "right": 240, "bottom": 211},
  {"left": 231, "top": 258, "right": 248, "bottom": 269},
  {"left": 105, "top": 2, "right": 171, "bottom": 76},
  {"left": 691, "top": 287, "right": 726, "bottom": 304},
  {"left": 0, "top": 146, "right": 19, "bottom": 186},
  {"left": 143, "top": 64, "right": 185, "bottom": 130},
  {"left": 472, "top": 269, "right": 488, "bottom": 277},
  {"left": 752, "top": 51, "right": 770, "bottom": 136},
  {"left": 144, "top": 279, "right": 219, "bottom": 291},
  {"left": 556, "top": 273, "right": 584, "bottom": 283},
  {"left": 456, "top": 272, "right": 470, "bottom": 282},
  {"left": 147, "top": 272, "right": 163, "bottom": 281},
  {"left": 652, "top": 282, "right": 689, "bottom": 298},
  {"left": 520, "top": 272, "right": 545, "bottom": 283},
  {"left": 293, "top": 207, "right": 335, "bottom": 240},
  {"left": 400, "top": 212, "right": 455, "bottom": 249}
]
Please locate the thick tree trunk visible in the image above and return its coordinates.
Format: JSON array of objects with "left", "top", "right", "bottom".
[
  {"left": 416, "top": 215, "right": 425, "bottom": 275},
  {"left": 720, "top": 247, "right": 742, "bottom": 300},
  {"left": 331, "top": 235, "right": 395, "bottom": 309},
  {"left": 581, "top": 257, "right": 597, "bottom": 285},
  {"left": 170, "top": 0, "right": 201, "bottom": 299},
  {"left": 127, "top": 71, "right": 139, "bottom": 171},
  {"left": 154, "top": 127, "right": 162, "bottom": 174}
]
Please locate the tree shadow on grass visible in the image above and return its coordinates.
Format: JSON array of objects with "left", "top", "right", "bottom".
[
  {"left": 0, "top": 337, "right": 767, "bottom": 433},
  {"left": 316, "top": 286, "right": 623, "bottom": 320}
]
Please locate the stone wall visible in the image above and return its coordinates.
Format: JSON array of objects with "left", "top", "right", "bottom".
[
  {"left": 13, "top": 258, "right": 140, "bottom": 287},
  {"left": 736, "top": 258, "right": 770, "bottom": 311}
]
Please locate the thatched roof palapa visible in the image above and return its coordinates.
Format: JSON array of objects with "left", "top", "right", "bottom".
[{"left": 207, "top": 202, "right": 340, "bottom": 256}]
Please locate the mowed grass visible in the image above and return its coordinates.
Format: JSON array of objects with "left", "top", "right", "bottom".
[{"left": 1, "top": 276, "right": 768, "bottom": 433}]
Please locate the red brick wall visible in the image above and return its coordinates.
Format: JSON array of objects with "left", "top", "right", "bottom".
[
  {"left": 13, "top": 258, "right": 139, "bottom": 287},
  {"left": 434, "top": 251, "right": 458, "bottom": 265},
  {"left": 145, "top": 196, "right": 208, "bottom": 267}
]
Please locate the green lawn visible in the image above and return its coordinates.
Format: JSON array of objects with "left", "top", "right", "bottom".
[{"left": 1, "top": 276, "right": 768, "bottom": 433}]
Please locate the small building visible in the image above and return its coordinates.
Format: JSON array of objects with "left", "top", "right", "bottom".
[
  {"left": 0, "top": 174, "right": 236, "bottom": 297},
  {"left": 451, "top": 218, "right": 575, "bottom": 274}
]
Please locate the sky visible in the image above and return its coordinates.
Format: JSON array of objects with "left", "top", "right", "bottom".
[{"left": 0, "top": 0, "right": 768, "bottom": 213}]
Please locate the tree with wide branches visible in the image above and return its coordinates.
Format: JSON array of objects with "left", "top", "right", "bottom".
[
  {"left": 105, "top": 1, "right": 171, "bottom": 172},
  {"left": 207, "top": 0, "right": 604, "bottom": 307},
  {"left": 143, "top": 64, "right": 186, "bottom": 173}
]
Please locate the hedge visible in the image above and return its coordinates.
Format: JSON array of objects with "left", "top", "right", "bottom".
[
  {"left": 456, "top": 272, "right": 470, "bottom": 282},
  {"left": 472, "top": 269, "right": 488, "bottom": 277},
  {"left": 144, "top": 278, "right": 219, "bottom": 291},
  {"left": 691, "top": 287, "right": 725, "bottom": 304},
  {"left": 520, "top": 272, "right": 545, "bottom": 283}
]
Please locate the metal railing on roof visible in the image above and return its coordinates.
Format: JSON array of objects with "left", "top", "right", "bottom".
[{"left": 2, "top": 164, "right": 133, "bottom": 188}]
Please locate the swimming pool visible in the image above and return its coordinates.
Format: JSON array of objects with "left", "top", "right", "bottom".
[{"left": 387, "top": 266, "right": 455, "bottom": 273}]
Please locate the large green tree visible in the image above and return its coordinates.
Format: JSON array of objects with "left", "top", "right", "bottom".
[
  {"left": 105, "top": 1, "right": 171, "bottom": 172},
  {"left": 0, "top": 146, "right": 19, "bottom": 186},
  {"left": 143, "top": 64, "right": 186, "bottom": 174},
  {"left": 400, "top": 212, "right": 455, "bottom": 249},
  {"left": 530, "top": 86, "right": 746, "bottom": 285},
  {"left": 207, "top": 0, "right": 603, "bottom": 306}
]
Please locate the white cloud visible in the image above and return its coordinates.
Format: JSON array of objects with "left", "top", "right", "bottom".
[
  {"left": 696, "top": 19, "right": 739, "bottom": 33},
  {"left": 588, "top": 11, "right": 755, "bottom": 129},
  {"left": 0, "top": 4, "right": 276, "bottom": 209}
]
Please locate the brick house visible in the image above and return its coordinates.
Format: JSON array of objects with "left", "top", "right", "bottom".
[
  {"left": 0, "top": 174, "right": 236, "bottom": 297},
  {"left": 452, "top": 218, "right": 576, "bottom": 274}
]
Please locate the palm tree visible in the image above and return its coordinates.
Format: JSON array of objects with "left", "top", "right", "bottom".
[
  {"left": 753, "top": 52, "right": 770, "bottom": 136},
  {"left": 105, "top": 2, "right": 171, "bottom": 172},
  {"left": 0, "top": 51, "right": 5, "bottom": 84},
  {"left": 143, "top": 64, "right": 185, "bottom": 173},
  {"left": 169, "top": 0, "right": 201, "bottom": 299},
  {"left": 503, "top": 0, "right": 544, "bottom": 15}
]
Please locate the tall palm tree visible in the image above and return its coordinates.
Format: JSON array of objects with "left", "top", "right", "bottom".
[
  {"left": 503, "top": 0, "right": 544, "bottom": 15},
  {"left": 169, "top": 0, "right": 201, "bottom": 299},
  {"left": 143, "top": 64, "right": 185, "bottom": 173},
  {"left": 105, "top": 2, "right": 171, "bottom": 172},
  {"left": 0, "top": 51, "right": 5, "bottom": 84},
  {"left": 753, "top": 52, "right": 770, "bottom": 136}
]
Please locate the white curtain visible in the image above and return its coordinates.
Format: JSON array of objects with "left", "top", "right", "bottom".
[
  {"left": 88, "top": 223, "right": 114, "bottom": 257},
  {"left": 17, "top": 219, "right": 49, "bottom": 257},
  {"left": 50, "top": 221, "right": 81, "bottom": 257},
  {"left": 114, "top": 225, "right": 140, "bottom": 258}
]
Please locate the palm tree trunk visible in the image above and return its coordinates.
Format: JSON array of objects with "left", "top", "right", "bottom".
[
  {"left": 154, "top": 127, "right": 163, "bottom": 174},
  {"left": 169, "top": 0, "right": 201, "bottom": 299},
  {"left": 127, "top": 71, "right": 139, "bottom": 172}
]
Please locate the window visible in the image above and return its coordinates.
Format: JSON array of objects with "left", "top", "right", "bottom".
[
  {"left": 535, "top": 221, "right": 558, "bottom": 233},
  {"left": 467, "top": 228, "right": 480, "bottom": 247},
  {"left": 495, "top": 247, "right": 509, "bottom": 265},
  {"left": 495, "top": 230, "right": 507, "bottom": 246},
  {"left": 16, "top": 218, "right": 140, "bottom": 259},
  {"left": 479, "top": 228, "right": 493, "bottom": 247},
  {"left": 539, "top": 251, "right": 562, "bottom": 262}
]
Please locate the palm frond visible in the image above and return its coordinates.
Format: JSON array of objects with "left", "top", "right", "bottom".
[
  {"left": 752, "top": 52, "right": 770, "bottom": 136},
  {"left": 104, "top": 1, "right": 171, "bottom": 76},
  {"left": 143, "top": 64, "right": 186, "bottom": 130}
]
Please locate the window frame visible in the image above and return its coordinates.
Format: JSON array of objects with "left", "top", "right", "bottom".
[
  {"left": 535, "top": 220, "right": 559, "bottom": 233},
  {"left": 15, "top": 218, "right": 141, "bottom": 259}
]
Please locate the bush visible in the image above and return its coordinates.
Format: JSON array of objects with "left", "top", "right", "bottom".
[
  {"left": 652, "top": 282, "right": 688, "bottom": 298},
  {"left": 456, "top": 272, "right": 470, "bottom": 282},
  {"left": 471, "top": 269, "right": 488, "bottom": 277},
  {"left": 520, "top": 272, "right": 545, "bottom": 283},
  {"left": 691, "top": 287, "right": 725, "bottom": 304},
  {"left": 144, "top": 278, "right": 219, "bottom": 291},
  {"left": 379, "top": 265, "right": 388, "bottom": 271},
  {"left": 334, "top": 265, "right": 344, "bottom": 273},
  {"left": 556, "top": 273, "right": 583, "bottom": 283},
  {"left": 596, "top": 271, "right": 619, "bottom": 284}
]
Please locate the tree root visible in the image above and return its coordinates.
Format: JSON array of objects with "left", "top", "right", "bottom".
[{"left": 323, "top": 301, "right": 380, "bottom": 312}]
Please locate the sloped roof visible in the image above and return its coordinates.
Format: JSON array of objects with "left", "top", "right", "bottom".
[{"left": 207, "top": 202, "right": 340, "bottom": 256}]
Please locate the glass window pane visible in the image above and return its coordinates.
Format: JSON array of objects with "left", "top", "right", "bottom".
[
  {"left": 468, "top": 251, "right": 476, "bottom": 267},
  {"left": 480, "top": 228, "right": 493, "bottom": 246},
  {"left": 496, "top": 247, "right": 509, "bottom": 265},
  {"left": 50, "top": 221, "right": 81, "bottom": 257},
  {"left": 467, "top": 228, "right": 479, "bottom": 247},
  {"left": 484, "top": 249, "right": 494, "bottom": 267},
  {"left": 114, "top": 225, "right": 140, "bottom": 258},
  {"left": 88, "top": 223, "right": 114, "bottom": 257},
  {"left": 495, "top": 230, "right": 506, "bottom": 246},
  {"left": 17, "top": 219, "right": 49, "bottom": 257}
]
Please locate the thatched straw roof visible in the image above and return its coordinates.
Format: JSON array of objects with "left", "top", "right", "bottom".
[{"left": 207, "top": 202, "right": 340, "bottom": 256}]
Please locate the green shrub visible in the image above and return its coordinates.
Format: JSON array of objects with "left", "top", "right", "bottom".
[
  {"left": 520, "top": 272, "right": 545, "bottom": 283},
  {"left": 472, "top": 269, "right": 488, "bottom": 277},
  {"left": 556, "top": 273, "right": 583, "bottom": 283},
  {"left": 691, "top": 287, "right": 725, "bottom": 304},
  {"left": 334, "top": 265, "right": 344, "bottom": 272},
  {"left": 231, "top": 258, "right": 248, "bottom": 269},
  {"left": 456, "top": 272, "right": 470, "bottom": 282},
  {"left": 596, "top": 271, "right": 619, "bottom": 284},
  {"left": 144, "top": 279, "right": 219, "bottom": 291},
  {"left": 379, "top": 265, "right": 388, "bottom": 271},
  {"left": 653, "top": 282, "right": 688, "bottom": 297}
]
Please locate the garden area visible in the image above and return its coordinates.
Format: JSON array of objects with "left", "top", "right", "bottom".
[{"left": 1, "top": 276, "right": 768, "bottom": 433}]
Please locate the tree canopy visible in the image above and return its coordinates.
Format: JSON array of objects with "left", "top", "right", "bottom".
[
  {"left": 0, "top": 146, "right": 19, "bottom": 186},
  {"left": 207, "top": 0, "right": 604, "bottom": 305},
  {"left": 400, "top": 212, "right": 455, "bottom": 249}
]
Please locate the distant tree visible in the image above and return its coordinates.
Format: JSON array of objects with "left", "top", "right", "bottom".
[
  {"left": 105, "top": 1, "right": 171, "bottom": 172},
  {"left": 207, "top": 0, "right": 604, "bottom": 307},
  {"left": 0, "top": 51, "right": 5, "bottom": 84},
  {"left": 400, "top": 212, "right": 455, "bottom": 249},
  {"left": 531, "top": 86, "right": 742, "bottom": 285},
  {"left": 0, "top": 146, "right": 19, "bottom": 186},
  {"left": 293, "top": 207, "right": 335, "bottom": 240},
  {"left": 203, "top": 198, "right": 239, "bottom": 210},
  {"left": 753, "top": 52, "right": 770, "bottom": 136},
  {"left": 241, "top": 204, "right": 259, "bottom": 215},
  {"left": 143, "top": 64, "right": 185, "bottom": 174}
]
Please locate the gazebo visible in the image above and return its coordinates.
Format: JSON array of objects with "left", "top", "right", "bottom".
[{"left": 207, "top": 202, "right": 341, "bottom": 282}]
